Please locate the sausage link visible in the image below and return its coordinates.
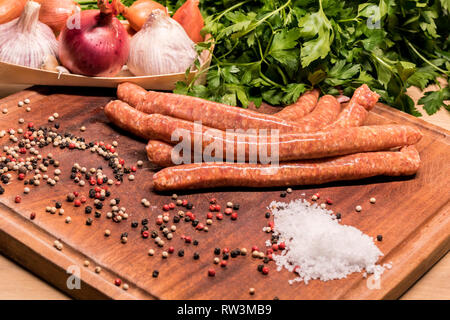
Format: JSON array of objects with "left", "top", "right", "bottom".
[
  {"left": 133, "top": 88, "right": 329, "bottom": 133},
  {"left": 117, "top": 82, "right": 148, "bottom": 108},
  {"left": 325, "top": 84, "right": 380, "bottom": 130},
  {"left": 146, "top": 140, "right": 195, "bottom": 167},
  {"left": 274, "top": 89, "right": 320, "bottom": 121},
  {"left": 105, "top": 100, "right": 422, "bottom": 162},
  {"left": 152, "top": 146, "right": 421, "bottom": 191}
]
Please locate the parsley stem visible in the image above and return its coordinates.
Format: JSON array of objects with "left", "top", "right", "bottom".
[
  {"left": 405, "top": 40, "right": 449, "bottom": 75},
  {"left": 211, "top": 0, "right": 250, "bottom": 23}
]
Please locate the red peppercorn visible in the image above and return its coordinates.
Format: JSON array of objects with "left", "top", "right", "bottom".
[
  {"left": 142, "top": 231, "right": 149, "bottom": 238},
  {"left": 73, "top": 191, "right": 79, "bottom": 197},
  {"left": 18, "top": 173, "right": 25, "bottom": 180},
  {"left": 184, "top": 236, "right": 192, "bottom": 243},
  {"left": 156, "top": 217, "right": 163, "bottom": 225},
  {"left": 222, "top": 248, "right": 230, "bottom": 254},
  {"left": 220, "top": 260, "right": 227, "bottom": 268},
  {"left": 272, "top": 244, "right": 279, "bottom": 251},
  {"left": 80, "top": 196, "right": 87, "bottom": 203},
  {"left": 95, "top": 192, "right": 101, "bottom": 199},
  {"left": 326, "top": 198, "right": 333, "bottom": 205},
  {"left": 168, "top": 202, "right": 175, "bottom": 209},
  {"left": 19, "top": 148, "right": 26, "bottom": 154},
  {"left": 114, "top": 278, "right": 122, "bottom": 286},
  {"left": 94, "top": 187, "right": 101, "bottom": 192},
  {"left": 206, "top": 212, "right": 213, "bottom": 219},
  {"left": 30, "top": 212, "right": 36, "bottom": 220},
  {"left": 278, "top": 242, "right": 286, "bottom": 250},
  {"left": 209, "top": 198, "right": 217, "bottom": 204},
  {"left": 314, "top": 192, "right": 320, "bottom": 199},
  {"left": 208, "top": 268, "right": 216, "bottom": 277},
  {"left": 105, "top": 144, "right": 111, "bottom": 150},
  {"left": 68, "top": 143, "right": 75, "bottom": 149},
  {"left": 196, "top": 223, "right": 204, "bottom": 230},
  {"left": 182, "top": 199, "right": 188, "bottom": 206},
  {"left": 267, "top": 254, "right": 273, "bottom": 260},
  {"left": 74, "top": 200, "right": 81, "bottom": 207},
  {"left": 231, "top": 212, "right": 238, "bottom": 220},
  {"left": 14, "top": 195, "right": 21, "bottom": 203},
  {"left": 262, "top": 267, "right": 269, "bottom": 275},
  {"left": 209, "top": 205, "right": 215, "bottom": 211},
  {"left": 224, "top": 208, "right": 233, "bottom": 215},
  {"left": 110, "top": 147, "right": 116, "bottom": 153},
  {"left": 251, "top": 246, "right": 259, "bottom": 252},
  {"left": 216, "top": 213, "right": 223, "bottom": 220},
  {"left": 99, "top": 141, "right": 105, "bottom": 146},
  {"left": 115, "top": 181, "right": 121, "bottom": 186},
  {"left": 168, "top": 246, "right": 175, "bottom": 254},
  {"left": 266, "top": 248, "right": 273, "bottom": 255},
  {"left": 186, "top": 211, "right": 193, "bottom": 218},
  {"left": 119, "top": 159, "right": 125, "bottom": 165},
  {"left": 131, "top": 166, "right": 137, "bottom": 172},
  {"left": 162, "top": 204, "right": 170, "bottom": 211},
  {"left": 215, "top": 204, "right": 221, "bottom": 212},
  {"left": 97, "top": 178, "right": 103, "bottom": 185}
]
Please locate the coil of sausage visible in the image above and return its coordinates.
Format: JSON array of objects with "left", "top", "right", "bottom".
[{"left": 152, "top": 146, "right": 421, "bottom": 191}]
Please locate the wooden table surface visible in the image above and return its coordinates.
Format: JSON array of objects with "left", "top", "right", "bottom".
[{"left": 0, "top": 83, "right": 448, "bottom": 300}]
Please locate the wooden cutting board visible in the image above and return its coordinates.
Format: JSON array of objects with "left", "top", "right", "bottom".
[{"left": 0, "top": 86, "right": 449, "bottom": 300}]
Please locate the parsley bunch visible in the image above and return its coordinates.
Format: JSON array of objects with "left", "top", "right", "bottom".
[{"left": 175, "top": 0, "right": 449, "bottom": 116}]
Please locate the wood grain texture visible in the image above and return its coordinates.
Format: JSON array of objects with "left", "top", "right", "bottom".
[{"left": 0, "top": 86, "right": 449, "bottom": 300}]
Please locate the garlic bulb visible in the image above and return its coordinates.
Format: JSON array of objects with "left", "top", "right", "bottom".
[
  {"left": 127, "top": 9, "right": 199, "bottom": 76},
  {"left": 0, "top": 1, "right": 58, "bottom": 69}
]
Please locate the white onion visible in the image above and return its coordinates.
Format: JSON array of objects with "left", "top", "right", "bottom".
[
  {"left": 0, "top": 1, "right": 58, "bottom": 69},
  {"left": 127, "top": 9, "right": 199, "bottom": 76}
]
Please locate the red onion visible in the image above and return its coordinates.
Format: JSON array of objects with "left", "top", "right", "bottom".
[{"left": 58, "top": 0, "right": 129, "bottom": 77}]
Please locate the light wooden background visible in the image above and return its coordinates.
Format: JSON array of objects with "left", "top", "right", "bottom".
[{"left": 0, "top": 83, "right": 448, "bottom": 300}]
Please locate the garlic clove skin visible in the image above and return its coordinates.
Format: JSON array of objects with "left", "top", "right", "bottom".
[
  {"left": 127, "top": 9, "right": 198, "bottom": 76},
  {"left": 0, "top": 1, "right": 58, "bottom": 69}
]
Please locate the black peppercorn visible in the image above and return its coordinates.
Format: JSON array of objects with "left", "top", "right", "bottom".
[
  {"left": 152, "top": 270, "right": 159, "bottom": 278},
  {"left": 85, "top": 206, "right": 92, "bottom": 214},
  {"left": 257, "top": 264, "right": 264, "bottom": 272},
  {"left": 178, "top": 250, "right": 184, "bottom": 257},
  {"left": 222, "top": 253, "right": 229, "bottom": 260},
  {"left": 336, "top": 213, "right": 342, "bottom": 219},
  {"left": 55, "top": 202, "right": 62, "bottom": 209},
  {"left": 86, "top": 218, "right": 93, "bottom": 226},
  {"left": 233, "top": 204, "right": 240, "bottom": 210},
  {"left": 141, "top": 218, "right": 148, "bottom": 225},
  {"left": 193, "top": 240, "right": 199, "bottom": 246},
  {"left": 265, "top": 212, "right": 270, "bottom": 218},
  {"left": 377, "top": 235, "right": 383, "bottom": 241},
  {"left": 131, "top": 221, "right": 138, "bottom": 228},
  {"left": 186, "top": 203, "right": 194, "bottom": 210},
  {"left": 193, "top": 252, "right": 200, "bottom": 260},
  {"left": 214, "top": 248, "right": 221, "bottom": 255}
]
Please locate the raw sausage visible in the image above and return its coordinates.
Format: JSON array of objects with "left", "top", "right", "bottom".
[
  {"left": 152, "top": 146, "right": 421, "bottom": 191},
  {"left": 117, "top": 82, "right": 148, "bottom": 109},
  {"left": 146, "top": 140, "right": 193, "bottom": 167},
  {"left": 118, "top": 83, "right": 321, "bottom": 124},
  {"left": 274, "top": 89, "right": 320, "bottom": 121},
  {"left": 325, "top": 84, "right": 380, "bottom": 130},
  {"left": 104, "top": 100, "right": 422, "bottom": 162},
  {"left": 128, "top": 87, "right": 333, "bottom": 133}
]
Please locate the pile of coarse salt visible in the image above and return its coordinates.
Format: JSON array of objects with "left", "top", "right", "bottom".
[{"left": 268, "top": 199, "right": 391, "bottom": 285}]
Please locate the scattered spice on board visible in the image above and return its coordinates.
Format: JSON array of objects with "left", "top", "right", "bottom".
[{"left": 268, "top": 199, "right": 390, "bottom": 284}]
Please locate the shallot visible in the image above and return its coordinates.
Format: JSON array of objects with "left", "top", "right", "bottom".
[
  {"left": 36, "top": 0, "right": 80, "bottom": 34},
  {"left": 0, "top": 1, "right": 58, "bottom": 69},
  {"left": 58, "top": 0, "right": 129, "bottom": 77},
  {"left": 127, "top": 9, "right": 198, "bottom": 76},
  {"left": 115, "top": 0, "right": 168, "bottom": 32},
  {"left": 173, "top": 0, "right": 204, "bottom": 43},
  {"left": 0, "top": 0, "right": 27, "bottom": 24}
]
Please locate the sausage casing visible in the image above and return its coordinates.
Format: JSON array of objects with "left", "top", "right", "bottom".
[{"left": 153, "top": 146, "right": 421, "bottom": 191}]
